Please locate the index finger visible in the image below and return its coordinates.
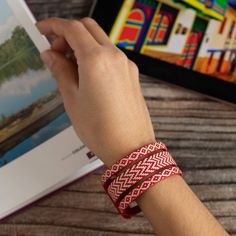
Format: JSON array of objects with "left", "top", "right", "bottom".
[{"left": 37, "top": 18, "right": 99, "bottom": 58}]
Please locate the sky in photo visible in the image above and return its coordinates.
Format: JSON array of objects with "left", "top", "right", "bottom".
[
  {"left": 0, "top": 1, "right": 19, "bottom": 44},
  {"left": 0, "top": 0, "right": 58, "bottom": 117}
]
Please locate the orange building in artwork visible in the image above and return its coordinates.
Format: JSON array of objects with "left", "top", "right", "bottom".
[{"left": 195, "top": 6, "right": 236, "bottom": 81}]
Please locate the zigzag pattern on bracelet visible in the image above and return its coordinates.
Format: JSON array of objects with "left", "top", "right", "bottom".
[
  {"left": 119, "top": 166, "right": 183, "bottom": 214},
  {"left": 108, "top": 151, "right": 177, "bottom": 202},
  {"left": 102, "top": 142, "right": 167, "bottom": 184}
]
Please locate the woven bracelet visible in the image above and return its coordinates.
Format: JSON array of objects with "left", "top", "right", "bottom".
[
  {"left": 107, "top": 151, "right": 177, "bottom": 203},
  {"left": 101, "top": 142, "right": 183, "bottom": 218},
  {"left": 119, "top": 166, "right": 183, "bottom": 218},
  {"left": 102, "top": 142, "right": 167, "bottom": 186}
]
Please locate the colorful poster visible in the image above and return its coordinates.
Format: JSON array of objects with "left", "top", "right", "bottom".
[{"left": 110, "top": 0, "right": 236, "bottom": 83}]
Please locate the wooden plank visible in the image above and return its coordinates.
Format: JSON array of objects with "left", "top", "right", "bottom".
[
  {"left": 217, "top": 217, "right": 236, "bottom": 234},
  {"left": 27, "top": 0, "right": 94, "bottom": 20},
  {"left": 155, "top": 131, "right": 236, "bottom": 141},
  {"left": 153, "top": 123, "right": 236, "bottom": 133},
  {"left": 141, "top": 82, "right": 210, "bottom": 100},
  {"left": 0, "top": 225, "right": 154, "bottom": 236},
  {"left": 38, "top": 192, "right": 117, "bottom": 213},
  {"left": 5, "top": 208, "right": 154, "bottom": 234},
  {"left": 146, "top": 100, "right": 235, "bottom": 111},
  {"left": 204, "top": 201, "right": 236, "bottom": 217},
  {"left": 184, "top": 169, "right": 236, "bottom": 184},
  {"left": 170, "top": 149, "right": 236, "bottom": 159},
  {"left": 191, "top": 185, "right": 236, "bottom": 201},
  {"left": 66, "top": 174, "right": 104, "bottom": 193},
  {"left": 149, "top": 109, "right": 236, "bottom": 119},
  {"left": 175, "top": 156, "right": 236, "bottom": 169},
  {"left": 155, "top": 139, "right": 236, "bottom": 151},
  {"left": 151, "top": 116, "right": 236, "bottom": 126}
]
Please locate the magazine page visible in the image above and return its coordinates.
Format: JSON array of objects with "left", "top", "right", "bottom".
[{"left": 0, "top": 0, "right": 103, "bottom": 220}]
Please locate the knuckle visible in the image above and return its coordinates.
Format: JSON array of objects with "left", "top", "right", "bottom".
[
  {"left": 129, "top": 60, "right": 139, "bottom": 74},
  {"left": 49, "top": 17, "right": 63, "bottom": 26},
  {"left": 113, "top": 48, "right": 127, "bottom": 60},
  {"left": 109, "top": 49, "right": 128, "bottom": 66},
  {"left": 50, "top": 17, "right": 60, "bottom": 23},
  {"left": 68, "top": 20, "right": 84, "bottom": 30},
  {"left": 81, "top": 17, "right": 96, "bottom": 25}
]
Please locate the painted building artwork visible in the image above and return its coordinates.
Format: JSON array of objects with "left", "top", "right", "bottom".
[{"left": 110, "top": 0, "right": 236, "bottom": 82}]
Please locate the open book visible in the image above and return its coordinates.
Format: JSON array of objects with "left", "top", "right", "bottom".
[{"left": 0, "top": 0, "right": 103, "bottom": 220}]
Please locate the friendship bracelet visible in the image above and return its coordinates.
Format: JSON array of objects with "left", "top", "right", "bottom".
[
  {"left": 101, "top": 141, "right": 183, "bottom": 218},
  {"left": 107, "top": 151, "right": 177, "bottom": 203},
  {"left": 102, "top": 142, "right": 167, "bottom": 185},
  {"left": 119, "top": 166, "right": 183, "bottom": 218}
]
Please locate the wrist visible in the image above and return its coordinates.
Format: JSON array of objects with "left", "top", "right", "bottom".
[
  {"left": 103, "top": 135, "right": 156, "bottom": 167},
  {"left": 136, "top": 175, "right": 183, "bottom": 206}
]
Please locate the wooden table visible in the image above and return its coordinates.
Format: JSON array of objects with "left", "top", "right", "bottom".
[{"left": 1, "top": 0, "right": 236, "bottom": 235}]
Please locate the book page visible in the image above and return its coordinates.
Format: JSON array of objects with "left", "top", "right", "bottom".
[{"left": 0, "top": 0, "right": 103, "bottom": 220}]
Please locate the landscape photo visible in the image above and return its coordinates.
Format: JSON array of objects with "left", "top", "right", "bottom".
[
  {"left": 110, "top": 0, "right": 236, "bottom": 82},
  {"left": 0, "top": 0, "right": 71, "bottom": 168}
]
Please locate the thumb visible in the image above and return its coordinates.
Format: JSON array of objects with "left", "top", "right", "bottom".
[{"left": 41, "top": 50, "right": 79, "bottom": 97}]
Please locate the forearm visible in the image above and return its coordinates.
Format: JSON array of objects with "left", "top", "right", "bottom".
[{"left": 137, "top": 175, "right": 228, "bottom": 236}]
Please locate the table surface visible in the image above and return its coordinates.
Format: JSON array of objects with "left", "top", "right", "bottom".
[{"left": 1, "top": 0, "right": 236, "bottom": 235}]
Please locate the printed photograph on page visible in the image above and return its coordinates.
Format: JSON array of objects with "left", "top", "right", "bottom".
[{"left": 0, "top": 0, "right": 71, "bottom": 168}]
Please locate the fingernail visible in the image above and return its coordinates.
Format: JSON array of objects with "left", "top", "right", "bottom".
[{"left": 41, "top": 51, "right": 53, "bottom": 68}]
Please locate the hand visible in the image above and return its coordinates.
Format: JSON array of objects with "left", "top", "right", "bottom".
[
  {"left": 38, "top": 18, "right": 229, "bottom": 236},
  {"left": 37, "top": 18, "right": 155, "bottom": 166}
]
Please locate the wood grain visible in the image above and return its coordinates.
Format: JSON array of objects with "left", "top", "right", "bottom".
[{"left": 1, "top": 0, "right": 236, "bottom": 235}]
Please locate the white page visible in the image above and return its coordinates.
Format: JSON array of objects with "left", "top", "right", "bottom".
[{"left": 0, "top": 0, "right": 103, "bottom": 220}]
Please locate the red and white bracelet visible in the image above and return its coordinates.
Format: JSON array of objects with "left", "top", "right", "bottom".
[
  {"left": 101, "top": 142, "right": 183, "bottom": 218},
  {"left": 108, "top": 151, "right": 177, "bottom": 203},
  {"left": 102, "top": 142, "right": 167, "bottom": 185}
]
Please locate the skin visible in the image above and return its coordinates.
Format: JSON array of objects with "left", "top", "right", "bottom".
[{"left": 37, "top": 17, "right": 229, "bottom": 236}]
